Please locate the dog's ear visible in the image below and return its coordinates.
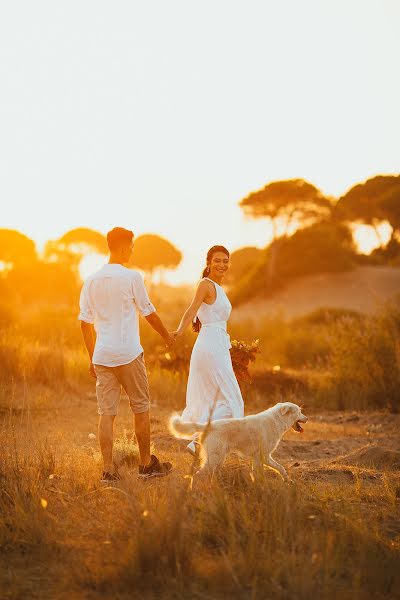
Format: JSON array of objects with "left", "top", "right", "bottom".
[{"left": 280, "top": 405, "right": 293, "bottom": 416}]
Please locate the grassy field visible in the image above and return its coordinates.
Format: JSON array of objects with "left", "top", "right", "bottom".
[
  {"left": 1, "top": 294, "right": 400, "bottom": 598},
  {"left": 1, "top": 370, "right": 400, "bottom": 599}
]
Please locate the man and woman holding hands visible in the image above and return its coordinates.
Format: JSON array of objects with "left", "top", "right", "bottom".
[{"left": 79, "top": 227, "right": 243, "bottom": 481}]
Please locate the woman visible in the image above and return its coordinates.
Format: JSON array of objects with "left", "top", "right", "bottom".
[{"left": 173, "top": 245, "right": 244, "bottom": 454}]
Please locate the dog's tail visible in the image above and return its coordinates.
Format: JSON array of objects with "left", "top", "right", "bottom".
[{"left": 169, "top": 414, "right": 208, "bottom": 439}]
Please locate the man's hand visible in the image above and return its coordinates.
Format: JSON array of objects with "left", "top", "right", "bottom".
[
  {"left": 145, "top": 312, "right": 177, "bottom": 348},
  {"left": 80, "top": 322, "right": 96, "bottom": 378},
  {"left": 164, "top": 332, "right": 177, "bottom": 348}
]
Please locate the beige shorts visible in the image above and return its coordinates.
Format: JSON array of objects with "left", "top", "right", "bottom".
[{"left": 93, "top": 353, "right": 150, "bottom": 416}]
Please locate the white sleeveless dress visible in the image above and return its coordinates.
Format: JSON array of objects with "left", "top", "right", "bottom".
[{"left": 181, "top": 278, "right": 244, "bottom": 426}]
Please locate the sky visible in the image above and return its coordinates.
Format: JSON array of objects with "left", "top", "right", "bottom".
[{"left": 1, "top": 1, "right": 399, "bottom": 283}]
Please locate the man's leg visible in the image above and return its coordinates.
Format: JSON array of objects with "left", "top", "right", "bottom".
[
  {"left": 134, "top": 410, "right": 151, "bottom": 466},
  {"left": 93, "top": 364, "right": 121, "bottom": 475},
  {"left": 98, "top": 415, "right": 116, "bottom": 473},
  {"left": 115, "top": 354, "right": 171, "bottom": 478},
  {"left": 115, "top": 355, "right": 152, "bottom": 467}
]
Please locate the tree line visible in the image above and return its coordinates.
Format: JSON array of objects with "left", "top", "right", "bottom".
[
  {"left": 1, "top": 173, "right": 399, "bottom": 310},
  {"left": 0, "top": 229, "right": 182, "bottom": 311},
  {"left": 231, "top": 174, "right": 400, "bottom": 303}
]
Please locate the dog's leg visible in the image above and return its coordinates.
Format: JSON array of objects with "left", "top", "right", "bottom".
[
  {"left": 196, "top": 438, "right": 226, "bottom": 478},
  {"left": 253, "top": 443, "right": 268, "bottom": 471},
  {"left": 253, "top": 453, "right": 265, "bottom": 473},
  {"left": 265, "top": 456, "right": 290, "bottom": 482}
]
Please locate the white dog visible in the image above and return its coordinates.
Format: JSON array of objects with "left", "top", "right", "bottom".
[{"left": 169, "top": 402, "right": 308, "bottom": 480}]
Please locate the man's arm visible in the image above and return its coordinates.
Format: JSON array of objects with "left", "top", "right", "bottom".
[
  {"left": 145, "top": 312, "right": 175, "bottom": 348},
  {"left": 131, "top": 271, "right": 175, "bottom": 347},
  {"left": 80, "top": 321, "right": 97, "bottom": 378}
]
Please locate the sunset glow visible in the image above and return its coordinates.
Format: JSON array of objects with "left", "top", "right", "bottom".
[
  {"left": 2, "top": 5, "right": 400, "bottom": 595},
  {"left": 352, "top": 222, "right": 393, "bottom": 255},
  {"left": 1, "top": 1, "right": 399, "bottom": 282}
]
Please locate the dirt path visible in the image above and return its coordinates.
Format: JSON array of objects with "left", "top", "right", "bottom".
[{"left": 8, "top": 388, "right": 400, "bottom": 479}]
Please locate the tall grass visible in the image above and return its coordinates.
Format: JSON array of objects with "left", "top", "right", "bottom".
[
  {"left": 1, "top": 297, "right": 399, "bottom": 597},
  {"left": 0, "top": 433, "right": 57, "bottom": 550},
  {"left": 1, "top": 300, "right": 399, "bottom": 412},
  {"left": 231, "top": 303, "right": 400, "bottom": 412},
  {"left": 1, "top": 426, "right": 399, "bottom": 599},
  {"left": 327, "top": 305, "right": 400, "bottom": 411}
]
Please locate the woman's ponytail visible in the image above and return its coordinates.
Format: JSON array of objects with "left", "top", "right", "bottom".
[{"left": 192, "top": 317, "right": 201, "bottom": 333}]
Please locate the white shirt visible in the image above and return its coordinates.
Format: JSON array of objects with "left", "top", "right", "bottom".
[{"left": 78, "top": 264, "right": 156, "bottom": 367}]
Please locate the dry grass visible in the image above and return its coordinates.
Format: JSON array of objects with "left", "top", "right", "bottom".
[
  {"left": 1, "top": 385, "right": 399, "bottom": 600},
  {"left": 0, "top": 298, "right": 400, "bottom": 597},
  {"left": 1, "top": 296, "right": 399, "bottom": 411}
]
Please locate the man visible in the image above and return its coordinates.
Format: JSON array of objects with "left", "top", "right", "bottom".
[{"left": 79, "top": 227, "right": 174, "bottom": 482}]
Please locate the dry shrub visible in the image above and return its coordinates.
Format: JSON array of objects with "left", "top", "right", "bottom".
[
  {"left": 235, "top": 304, "right": 400, "bottom": 412},
  {"left": 229, "top": 310, "right": 346, "bottom": 369},
  {"left": 0, "top": 435, "right": 57, "bottom": 550},
  {"left": 282, "top": 327, "right": 330, "bottom": 368},
  {"left": 0, "top": 332, "right": 90, "bottom": 392},
  {"left": 63, "top": 347, "right": 91, "bottom": 388},
  {"left": 327, "top": 304, "right": 400, "bottom": 411},
  {"left": 0, "top": 338, "right": 22, "bottom": 382},
  {"left": 1, "top": 298, "right": 399, "bottom": 413},
  {"left": 17, "top": 306, "right": 82, "bottom": 348},
  {"left": 148, "top": 366, "right": 187, "bottom": 409},
  {"left": 283, "top": 309, "right": 362, "bottom": 369},
  {"left": 30, "top": 346, "right": 66, "bottom": 386},
  {"left": 0, "top": 335, "right": 66, "bottom": 387}
]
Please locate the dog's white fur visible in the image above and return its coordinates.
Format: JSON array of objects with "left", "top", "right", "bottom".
[{"left": 169, "top": 402, "right": 308, "bottom": 480}]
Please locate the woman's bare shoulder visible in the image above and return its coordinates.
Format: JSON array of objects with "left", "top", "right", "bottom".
[
  {"left": 195, "top": 278, "right": 214, "bottom": 297},
  {"left": 197, "top": 278, "right": 213, "bottom": 288}
]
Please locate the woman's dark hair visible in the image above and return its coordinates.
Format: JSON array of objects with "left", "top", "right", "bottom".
[{"left": 192, "top": 245, "right": 230, "bottom": 333}]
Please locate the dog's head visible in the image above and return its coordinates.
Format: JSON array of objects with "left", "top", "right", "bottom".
[{"left": 278, "top": 402, "right": 308, "bottom": 433}]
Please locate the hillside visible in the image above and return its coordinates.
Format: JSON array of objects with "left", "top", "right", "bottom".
[{"left": 231, "top": 266, "right": 400, "bottom": 321}]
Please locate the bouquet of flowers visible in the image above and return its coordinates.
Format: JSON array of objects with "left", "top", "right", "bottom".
[{"left": 230, "top": 339, "right": 260, "bottom": 383}]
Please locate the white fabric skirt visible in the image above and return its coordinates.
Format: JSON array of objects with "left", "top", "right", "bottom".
[{"left": 181, "top": 323, "right": 244, "bottom": 428}]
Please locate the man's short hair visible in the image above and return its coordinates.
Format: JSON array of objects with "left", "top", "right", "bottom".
[{"left": 107, "top": 227, "right": 134, "bottom": 251}]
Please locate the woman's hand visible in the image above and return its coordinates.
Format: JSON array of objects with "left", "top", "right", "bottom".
[{"left": 172, "top": 329, "right": 183, "bottom": 338}]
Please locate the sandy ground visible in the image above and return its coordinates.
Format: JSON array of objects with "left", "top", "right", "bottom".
[
  {"left": 232, "top": 266, "right": 400, "bottom": 320},
  {"left": 25, "top": 388, "right": 400, "bottom": 490}
]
